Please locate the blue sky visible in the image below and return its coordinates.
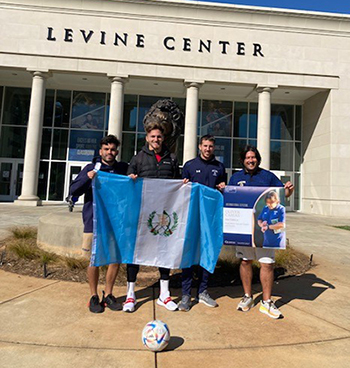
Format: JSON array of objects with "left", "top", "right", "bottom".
[{"left": 192, "top": 1, "right": 350, "bottom": 15}]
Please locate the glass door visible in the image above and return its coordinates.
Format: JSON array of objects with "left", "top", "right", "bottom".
[
  {"left": 64, "top": 162, "right": 88, "bottom": 205},
  {"left": 0, "top": 160, "right": 24, "bottom": 201},
  {"left": 0, "top": 161, "right": 14, "bottom": 201}
]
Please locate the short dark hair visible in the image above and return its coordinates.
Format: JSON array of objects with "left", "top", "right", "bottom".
[
  {"left": 100, "top": 135, "right": 120, "bottom": 148},
  {"left": 200, "top": 134, "right": 215, "bottom": 144},
  {"left": 239, "top": 145, "right": 261, "bottom": 166}
]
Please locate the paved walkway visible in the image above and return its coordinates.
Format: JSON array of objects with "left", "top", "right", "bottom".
[{"left": 0, "top": 204, "right": 349, "bottom": 367}]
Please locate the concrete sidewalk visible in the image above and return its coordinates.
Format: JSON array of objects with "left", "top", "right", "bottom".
[{"left": 0, "top": 204, "right": 349, "bottom": 367}]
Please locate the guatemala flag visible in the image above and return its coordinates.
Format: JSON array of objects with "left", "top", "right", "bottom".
[{"left": 91, "top": 171, "right": 223, "bottom": 273}]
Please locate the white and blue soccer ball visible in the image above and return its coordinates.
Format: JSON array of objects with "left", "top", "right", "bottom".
[{"left": 142, "top": 320, "right": 170, "bottom": 352}]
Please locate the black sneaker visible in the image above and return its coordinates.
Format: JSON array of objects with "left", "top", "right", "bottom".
[
  {"left": 89, "top": 295, "right": 104, "bottom": 313},
  {"left": 102, "top": 291, "right": 122, "bottom": 311}
]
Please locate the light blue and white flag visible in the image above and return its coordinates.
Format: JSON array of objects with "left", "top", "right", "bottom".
[{"left": 91, "top": 172, "right": 223, "bottom": 273}]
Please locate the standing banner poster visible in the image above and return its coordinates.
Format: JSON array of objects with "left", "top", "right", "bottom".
[{"left": 223, "top": 186, "right": 286, "bottom": 249}]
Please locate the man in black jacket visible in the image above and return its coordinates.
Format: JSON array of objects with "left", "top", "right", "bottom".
[
  {"left": 124, "top": 121, "right": 180, "bottom": 313},
  {"left": 70, "top": 135, "right": 128, "bottom": 313}
]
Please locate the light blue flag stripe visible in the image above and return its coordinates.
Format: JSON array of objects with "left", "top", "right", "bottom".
[
  {"left": 92, "top": 172, "right": 143, "bottom": 266},
  {"left": 180, "top": 184, "right": 200, "bottom": 269},
  {"left": 199, "top": 185, "right": 224, "bottom": 273},
  {"left": 92, "top": 172, "right": 223, "bottom": 273}
]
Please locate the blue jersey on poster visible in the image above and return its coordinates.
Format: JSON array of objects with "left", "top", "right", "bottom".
[{"left": 258, "top": 204, "right": 286, "bottom": 248}]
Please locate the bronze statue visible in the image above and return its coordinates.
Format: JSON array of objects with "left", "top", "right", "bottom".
[{"left": 143, "top": 99, "right": 184, "bottom": 153}]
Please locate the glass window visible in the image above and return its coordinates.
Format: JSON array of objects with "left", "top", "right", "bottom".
[
  {"left": 248, "top": 102, "right": 258, "bottom": 139},
  {"left": 43, "top": 90, "right": 55, "bottom": 127},
  {"left": 68, "top": 130, "right": 103, "bottom": 161},
  {"left": 295, "top": 142, "right": 301, "bottom": 171},
  {"left": 48, "top": 162, "right": 66, "bottom": 200},
  {"left": 138, "top": 96, "right": 167, "bottom": 132},
  {"left": 233, "top": 102, "right": 248, "bottom": 138},
  {"left": 121, "top": 133, "right": 136, "bottom": 163},
  {"left": 248, "top": 139, "right": 257, "bottom": 148},
  {"left": 270, "top": 141, "right": 294, "bottom": 171},
  {"left": 71, "top": 91, "right": 105, "bottom": 130},
  {"left": 232, "top": 139, "right": 247, "bottom": 168},
  {"left": 0, "top": 126, "right": 27, "bottom": 158},
  {"left": 52, "top": 129, "right": 69, "bottom": 160},
  {"left": 295, "top": 105, "right": 302, "bottom": 141},
  {"left": 41, "top": 128, "right": 52, "bottom": 159},
  {"left": 122, "top": 95, "right": 138, "bottom": 132},
  {"left": 201, "top": 100, "right": 232, "bottom": 137},
  {"left": 137, "top": 133, "right": 146, "bottom": 152},
  {"left": 214, "top": 137, "right": 231, "bottom": 168},
  {"left": 54, "top": 90, "right": 71, "bottom": 128},
  {"left": 2, "top": 87, "right": 31, "bottom": 126},
  {"left": 271, "top": 104, "right": 294, "bottom": 140},
  {"left": 38, "top": 161, "right": 49, "bottom": 200},
  {"left": 0, "top": 86, "right": 3, "bottom": 121}
]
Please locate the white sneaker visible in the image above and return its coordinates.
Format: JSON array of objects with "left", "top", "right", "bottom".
[
  {"left": 123, "top": 297, "right": 137, "bottom": 313},
  {"left": 157, "top": 296, "right": 178, "bottom": 311},
  {"left": 237, "top": 294, "right": 254, "bottom": 312},
  {"left": 259, "top": 299, "right": 283, "bottom": 319}
]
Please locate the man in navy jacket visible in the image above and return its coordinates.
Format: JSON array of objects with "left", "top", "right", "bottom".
[
  {"left": 70, "top": 135, "right": 128, "bottom": 313},
  {"left": 179, "top": 134, "right": 226, "bottom": 311}
]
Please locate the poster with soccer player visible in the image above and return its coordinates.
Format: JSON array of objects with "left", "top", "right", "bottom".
[{"left": 223, "top": 186, "right": 286, "bottom": 249}]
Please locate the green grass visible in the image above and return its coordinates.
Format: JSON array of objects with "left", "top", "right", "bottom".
[
  {"left": 7, "top": 238, "right": 40, "bottom": 260},
  {"left": 10, "top": 226, "right": 37, "bottom": 239},
  {"left": 64, "top": 257, "right": 89, "bottom": 270},
  {"left": 333, "top": 225, "right": 350, "bottom": 231}
]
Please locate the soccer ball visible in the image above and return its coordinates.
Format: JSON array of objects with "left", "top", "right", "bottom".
[{"left": 142, "top": 320, "right": 170, "bottom": 352}]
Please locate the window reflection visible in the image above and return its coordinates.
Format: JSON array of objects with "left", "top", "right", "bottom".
[
  {"left": 0, "top": 126, "right": 27, "bottom": 158},
  {"left": 233, "top": 102, "right": 248, "bottom": 138},
  {"left": 3, "top": 87, "right": 31, "bottom": 126},
  {"left": 201, "top": 100, "right": 232, "bottom": 137},
  {"left": 43, "top": 90, "right": 55, "bottom": 127},
  {"left": 248, "top": 103, "right": 258, "bottom": 139},
  {"left": 232, "top": 139, "right": 248, "bottom": 168},
  {"left": 71, "top": 91, "right": 105, "bottom": 130},
  {"left": 121, "top": 133, "right": 136, "bottom": 163},
  {"left": 54, "top": 90, "right": 71, "bottom": 128},
  {"left": 270, "top": 141, "right": 294, "bottom": 171},
  {"left": 271, "top": 104, "right": 294, "bottom": 140},
  {"left": 214, "top": 138, "right": 231, "bottom": 168},
  {"left": 123, "top": 95, "right": 138, "bottom": 132}
]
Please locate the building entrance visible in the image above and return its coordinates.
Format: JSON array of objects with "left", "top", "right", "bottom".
[{"left": 0, "top": 159, "right": 24, "bottom": 201}]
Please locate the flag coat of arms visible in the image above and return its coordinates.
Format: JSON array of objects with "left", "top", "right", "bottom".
[{"left": 91, "top": 172, "right": 223, "bottom": 273}]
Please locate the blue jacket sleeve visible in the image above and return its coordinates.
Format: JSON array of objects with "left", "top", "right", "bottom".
[
  {"left": 182, "top": 162, "right": 190, "bottom": 179},
  {"left": 69, "top": 164, "right": 93, "bottom": 197}
]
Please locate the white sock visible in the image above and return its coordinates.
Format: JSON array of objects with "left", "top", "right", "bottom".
[
  {"left": 160, "top": 279, "right": 170, "bottom": 300},
  {"left": 126, "top": 282, "right": 135, "bottom": 299}
]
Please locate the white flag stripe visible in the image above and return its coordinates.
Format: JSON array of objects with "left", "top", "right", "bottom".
[{"left": 133, "top": 180, "right": 192, "bottom": 268}]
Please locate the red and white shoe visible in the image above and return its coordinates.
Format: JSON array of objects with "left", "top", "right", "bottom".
[
  {"left": 157, "top": 296, "right": 178, "bottom": 311},
  {"left": 123, "top": 297, "right": 137, "bottom": 313}
]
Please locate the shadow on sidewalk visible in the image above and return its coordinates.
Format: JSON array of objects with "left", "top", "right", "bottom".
[{"left": 254, "top": 273, "right": 335, "bottom": 307}]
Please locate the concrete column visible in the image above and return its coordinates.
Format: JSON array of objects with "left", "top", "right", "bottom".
[
  {"left": 256, "top": 86, "right": 276, "bottom": 170},
  {"left": 108, "top": 76, "right": 128, "bottom": 159},
  {"left": 15, "top": 71, "right": 49, "bottom": 206},
  {"left": 183, "top": 81, "right": 203, "bottom": 164}
]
